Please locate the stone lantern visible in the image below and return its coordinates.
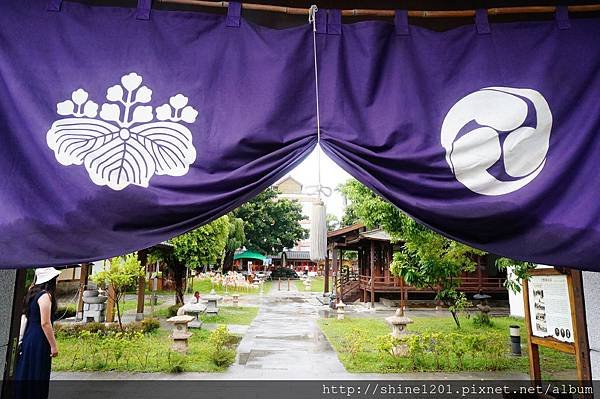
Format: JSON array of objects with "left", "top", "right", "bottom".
[
  {"left": 337, "top": 301, "right": 346, "bottom": 320},
  {"left": 167, "top": 315, "right": 194, "bottom": 353},
  {"left": 385, "top": 308, "right": 413, "bottom": 356},
  {"left": 473, "top": 291, "right": 492, "bottom": 323},
  {"left": 232, "top": 293, "right": 240, "bottom": 307},
  {"left": 205, "top": 292, "right": 222, "bottom": 315},
  {"left": 304, "top": 278, "right": 312, "bottom": 291}
]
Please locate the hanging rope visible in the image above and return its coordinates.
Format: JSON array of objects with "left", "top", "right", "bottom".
[
  {"left": 308, "top": 5, "right": 323, "bottom": 196},
  {"left": 307, "top": 5, "right": 329, "bottom": 262}
]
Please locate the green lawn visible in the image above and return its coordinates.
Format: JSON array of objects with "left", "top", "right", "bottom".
[
  {"left": 201, "top": 306, "right": 259, "bottom": 325},
  {"left": 53, "top": 329, "right": 238, "bottom": 373},
  {"left": 192, "top": 278, "right": 269, "bottom": 296},
  {"left": 118, "top": 298, "right": 164, "bottom": 315},
  {"left": 318, "top": 316, "right": 575, "bottom": 379},
  {"left": 295, "top": 277, "right": 325, "bottom": 293}
]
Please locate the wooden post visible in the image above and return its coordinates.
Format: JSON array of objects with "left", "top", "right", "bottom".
[
  {"left": 76, "top": 263, "right": 89, "bottom": 321},
  {"left": 522, "top": 278, "right": 541, "bottom": 383},
  {"left": 370, "top": 240, "right": 375, "bottom": 307},
  {"left": 106, "top": 284, "right": 116, "bottom": 323},
  {"left": 136, "top": 250, "right": 148, "bottom": 321},
  {"left": 477, "top": 256, "right": 483, "bottom": 291},
  {"left": 339, "top": 249, "right": 344, "bottom": 302},
  {"left": 332, "top": 247, "right": 338, "bottom": 302},
  {"left": 323, "top": 248, "right": 330, "bottom": 294},
  {"left": 568, "top": 270, "right": 592, "bottom": 382}
]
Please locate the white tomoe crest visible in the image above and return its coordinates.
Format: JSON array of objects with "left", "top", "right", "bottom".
[
  {"left": 46, "top": 72, "right": 198, "bottom": 190},
  {"left": 441, "top": 87, "right": 552, "bottom": 196}
]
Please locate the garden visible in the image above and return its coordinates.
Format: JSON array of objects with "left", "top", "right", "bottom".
[
  {"left": 53, "top": 303, "right": 259, "bottom": 373},
  {"left": 54, "top": 256, "right": 261, "bottom": 373},
  {"left": 53, "top": 322, "right": 239, "bottom": 372},
  {"left": 318, "top": 315, "right": 576, "bottom": 379}
]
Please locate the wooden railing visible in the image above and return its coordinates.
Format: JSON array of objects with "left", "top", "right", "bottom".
[
  {"left": 336, "top": 271, "right": 361, "bottom": 301},
  {"left": 358, "top": 275, "right": 507, "bottom": 293}
]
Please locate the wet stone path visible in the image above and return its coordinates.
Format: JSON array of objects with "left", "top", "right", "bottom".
[{"left": 225, "top": 283, "right": 348, "bottom": 379}]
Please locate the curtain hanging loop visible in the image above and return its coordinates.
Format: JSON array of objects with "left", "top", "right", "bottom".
[
  {"left": 394, "top": 9, "right": 410, "bottom": 36},
  {"left": 475, "top": 9, "right": 491, "bottom": 34},
  {"left": 327, "top": 9, "right": 342, "bottom": 35},
  {"left": 136, "top": 0, "right": 152, "bottom": 20},
  {"left": 226, "top": 1, "right": 242, "bottom": 27},
  {"left": 556, "top": 6, "right": 571, "bottom": 30},
  {"left": 46, "top": 0, "right": 63, "bottom": 12}
]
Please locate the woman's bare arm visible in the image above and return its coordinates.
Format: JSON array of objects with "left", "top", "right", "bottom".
[{"left": 38, "top": 294, "right": 58, "bottom": 357}]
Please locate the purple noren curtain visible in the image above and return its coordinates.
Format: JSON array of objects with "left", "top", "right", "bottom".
[
  {"left": 2, "top": 2, "right": 600, "bottom": 271},
  {"left": 319, "top": 14, "right": 600, "bottom": 270},
  {"left": 0, "top": 1, "right": 316, "bottom": 267}
]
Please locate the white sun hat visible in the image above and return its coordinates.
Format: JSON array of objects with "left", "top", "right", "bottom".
[{"left": 34, "top": 267, "right": 61, "bottom": 285}]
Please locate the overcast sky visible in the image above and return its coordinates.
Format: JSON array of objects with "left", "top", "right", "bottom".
[{"left": 286, "top": 146, "right": 353, "bottom": 219}]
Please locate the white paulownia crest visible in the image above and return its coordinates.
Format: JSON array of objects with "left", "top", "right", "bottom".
[
  {"left": 441, "top": 87, "right": 552, "bottom": 196},
  {"left": 46, "top": 72, "right": 198, "bottom": 190}
]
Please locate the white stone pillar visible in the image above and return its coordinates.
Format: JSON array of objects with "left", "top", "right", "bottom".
[
  {"left": 0, "top": 269, "right": 17, "bottom": 388},
  {"left": 583, "top": 271, "right": 600, "bottom": 378}
]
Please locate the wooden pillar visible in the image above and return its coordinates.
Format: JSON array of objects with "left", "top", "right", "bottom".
[
  {"left": 477, "top": 256, "right": 483, "bottom": 291},
  {"left": 136, "top": 250, "right": 148, "bottom": 321},
  {"left": 106, "top": 284, "right": 116, "bottom": 323},
  {"left": 323, "top": 247, "right": 330, "bottom": 294},
  {"left": 370, "top": 240, "right": 375, "bottom": 306},
  {"left": 332, "top": 247, "right": 338, "bottom": 302},
  {"left": 339, "top": 249, "right": 344, "bottom": 302},
  {"left": 568, "top": 270, "right": 592, "bottom": 382},
  {"left": 76, "top": 263, "right": 89, "bottom": 321}
]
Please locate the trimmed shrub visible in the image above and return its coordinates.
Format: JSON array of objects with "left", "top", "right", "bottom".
[
  {"left": 208, "top": 326, "right": 236, "bottom": 367},
  {"left": 141, "top": 318, "right": 161, "bottom": 333},
  {"left": 55, "top": 319, "right": 160, "bottom": 338}
]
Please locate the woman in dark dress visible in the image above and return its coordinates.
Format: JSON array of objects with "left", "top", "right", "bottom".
[{"left": 14, "top": 267, "right": 61, "bottom": 399}]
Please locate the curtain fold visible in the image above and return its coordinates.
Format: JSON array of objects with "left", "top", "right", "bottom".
[
  {"left": 319, "top": 16, "right": 600, "bottom": 270},
  {"left": 0, "top": 1, "right": 316, "bottom": 267}
]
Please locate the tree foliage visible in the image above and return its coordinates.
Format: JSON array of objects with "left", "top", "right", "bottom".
[
  {"left": 225, "top": 216, "right": 246, "bottom": 252},
  {"left": 326, "top": 214, "right": 340, "bottom": 232},
  {"left": 233, "top": 188, "right": 307, "bottom": 255},
  {"left": 92, "top": 253, "right": 145, "bottom": 330},
  {"left": 338, "top": 183, "right": 361, "bottom": 227},
  {"left": 495, "top": 258, "right": 537, "bottom": 294},
  {"left": 171, "top": 216, "right": 230, "bottom": 270}
]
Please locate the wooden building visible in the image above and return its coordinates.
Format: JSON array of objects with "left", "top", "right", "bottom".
[
  {"left": 326, "top": 224, "right": 508, "bottom": 305},
  {"left": 270, "top": 250, "right": 319, "bottom": 274}
]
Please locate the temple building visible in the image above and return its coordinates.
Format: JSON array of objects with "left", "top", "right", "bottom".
[{"left": 326, "top": 224, "right": 508, "bottom": 306}]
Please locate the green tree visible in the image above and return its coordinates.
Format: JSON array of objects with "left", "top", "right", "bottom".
[
  {"left": 92, "top": 254, "right": 145, "bottom": 331},
  {"left": 326, "top": 214, "right": 340, "bottom": 232},
  {"left": 495, "top": 258, "right": 536, "bottom": 294},
  {"left": 171, "top": 215, "right": 230, "bottom": 270},
  {"left": 223, "top": 188, "right": 307, "bottom": 270},
  {"left": 149, "top": 216, "right": 230, "bottom": 305},
  {"left": 337, "top": 183, "right": 361, "bottom": 227},
  {"left": 221, "top": 216, "right": 246, "bottom": 271}
]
